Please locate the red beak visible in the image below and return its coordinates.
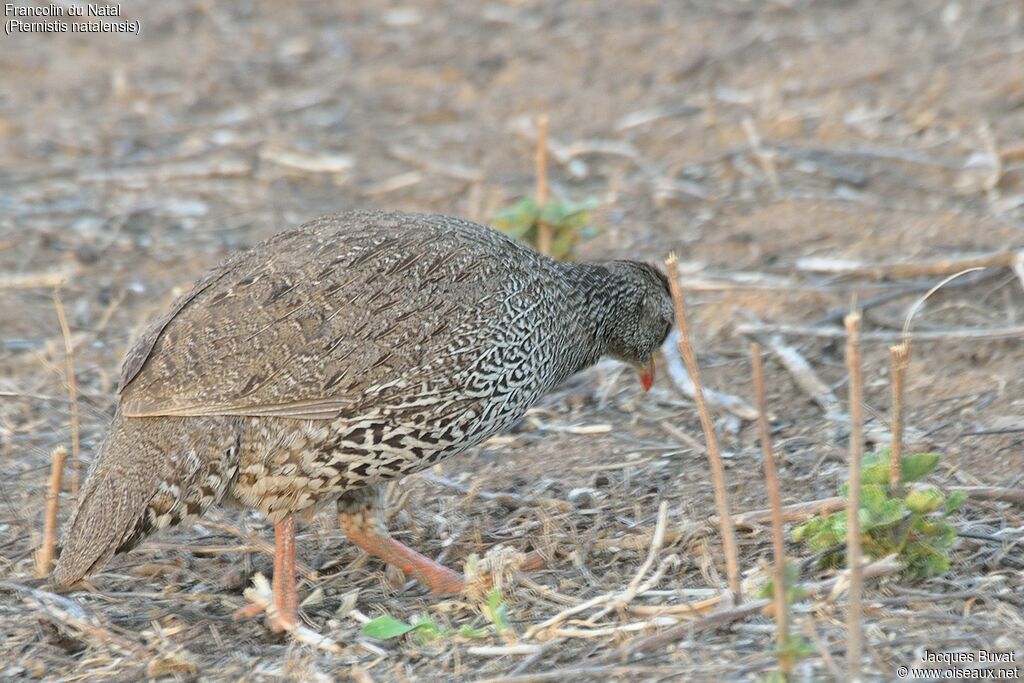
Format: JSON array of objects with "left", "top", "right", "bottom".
[{"left": 637, "top": 358, "right": 655, "bottom": 392}]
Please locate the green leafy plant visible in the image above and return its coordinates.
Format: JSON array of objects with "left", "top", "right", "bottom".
[
  {"left": 359, "top": 592, "right": 510, "bottom": 645},
  {"left": 793, "top": 450, "right": 964, "bottom": 578},
  {"left": 361, "top": 612, "right": 447, "bottom": 644},
  {"left": 492, "top": 196, "right": 601, "bottom": 260}
]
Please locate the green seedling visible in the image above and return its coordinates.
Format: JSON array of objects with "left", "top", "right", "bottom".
[
  {"left": 758, "top": 561, "right": 813, "bottom": 679},
  {"left": 360, "top": 590, "right": 512, "bottom": 645},
  {"left": 483, "top": 587, "right": 510, "bottom": 633},
  {"left": 361, "top": 612, "right": 445, "bottom": 644}
]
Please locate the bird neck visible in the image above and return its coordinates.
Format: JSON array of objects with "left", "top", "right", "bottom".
[{"left": 556, "top": 261, "right": 631, "bottom": 373}]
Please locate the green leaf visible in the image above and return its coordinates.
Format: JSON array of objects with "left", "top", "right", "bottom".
[
  {"left": 905, "top": 485, "right": 944, "bottom": 514},
  {"left": 493, "top": 198, "right": 539, "bottom": 239},
  {"left": 485, "top": 587, "right": 510, "bottom": 632},
  {"left": 457, "top": 624, "right": 489, "bottom": 640},
  {"left": 860, "top": 449, "right": 890, "bottom": 485},
  {"left": 943, "top": 491, "right": 966, "bottom": 515},
  {"left": 410, "top": 613, "right": 446, "bottom": 644},
  {"left": 860, "top": 485, "right": 906, "bottom": 530},
  {"left": 900, "top": 453, "right": 941, "bottom": 482},
  {"left": 539, "top": 200, "right": 569, "bottom": 224},
  {"left": 361, "top": 614, "right": 416, "bottom": 640},
  {"left": 758, "top": 561, "right": 808, "bottom": 604}
]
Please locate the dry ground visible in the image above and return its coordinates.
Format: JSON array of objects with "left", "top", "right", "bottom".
[{"left": 2, "top": 1, "right": 1024, "bottom": 680}]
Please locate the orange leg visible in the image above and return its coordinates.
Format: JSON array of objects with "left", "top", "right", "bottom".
[
  {"left": 233, "top": 514, "right": 299, "bottom": 631},
  {"left": 270, "top": 514, "right": 298, "bottom": 631},
  {"left": 338, "top": 488, "right": 464, "bottom": 595}
]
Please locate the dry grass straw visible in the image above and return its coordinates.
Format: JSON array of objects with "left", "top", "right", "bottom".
[
  {"left": 522, "top": 501, "right": 671, "bottom": 640},
  {"left": 52, "top": 287, "right": 81, "bottom": 496},
  {"left": 751, "top": 343, "right": 790, "bottom": 677},
  {"left": 734, "top": 321, "right": 1024, "bottom": 342},
  {"left": 729, "top": 496, "right": 845, "bottom": 529},
  {"left": 843, "top": 312, "right": 864, "bottom": 682},
  {"left": 665, "top": 253, "right": 742, "bottom": 603},
  {"left": 594, "top": 555, "right": 901, "bottom": 667},
  {"left": 0, "top": 267, "right": 77, "bottom": 289},
  {"left": 796, "top": 250, "right": 1020, "bottom": 279}
]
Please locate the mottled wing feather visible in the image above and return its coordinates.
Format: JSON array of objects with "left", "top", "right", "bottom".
[
  {"left": 119, "top": 265, "right": 232, "bottom": 393},
  {"left": 119, "top": 212, "right": 527, "bottom": 420}
]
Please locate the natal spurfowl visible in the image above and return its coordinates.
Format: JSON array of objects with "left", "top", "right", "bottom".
[{"left": 53, "top": 210, "right": 674, "bottom": 630}]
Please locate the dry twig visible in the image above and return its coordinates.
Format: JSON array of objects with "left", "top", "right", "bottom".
[
  {"left": 0, "top": 267, "right": 77, "bottom": 290},
  {"left": 741, "top": 314, "right": 842, "bottom": 417},
  {"left": 665, "top": 254, "right": 742, "bottom": 603},
  {"left": 523, "top": 502, "right": 671, "bottom": 640},
  {"left": 586, "top": 502, "right": 671, "bottom": 623},
  {"left": 0, "top": 581, "right": 147, "bottom": 656},
  {"left": 952, "top": 486, "right": 1024, "bottom": 506},
  {"left": 742, "top": 116, "right": 780, "bottom": 195}
]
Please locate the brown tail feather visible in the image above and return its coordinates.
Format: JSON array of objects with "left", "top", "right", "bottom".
[
  {"left": 51, "top": 413, "right": 166, "bottom": 587},
  {"left": 52, "top": 411, "right": 240, "bottom": 587}
]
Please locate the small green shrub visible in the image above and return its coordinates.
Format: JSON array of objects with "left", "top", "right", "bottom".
[
  {"left": 793, "top": 450, "right": 964, "bottom": 578},
  {"left": 492, "top": 197, "right": 601, "bottom": 260}
]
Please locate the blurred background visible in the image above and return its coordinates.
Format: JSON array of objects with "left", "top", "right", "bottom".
[{"left": 2, "top": 1, "right": 1023, "bottom": 680}]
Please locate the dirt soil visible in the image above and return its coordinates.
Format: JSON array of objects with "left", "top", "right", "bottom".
[{"left": 2, "top": 1, "right": 1024, "bottom": 681}]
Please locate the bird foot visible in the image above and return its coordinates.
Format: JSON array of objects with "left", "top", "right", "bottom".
[
  {"left": 234, "top": 573, "right": 298, "bottom": 632},
  {"left": 232, "top": 599, "right": 295, "bottom": 633},
  {"left": 234, "top": 573, "right": 341, "bottom": 651}
]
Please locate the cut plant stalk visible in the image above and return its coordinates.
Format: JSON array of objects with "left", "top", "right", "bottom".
[
  {"left": 889, "top": 342, "right": 910, "bottom": 493},
  {"left": 751, "top": 343, "right": 791, "bottom": 678},
  {"left": 36, "top": 446, "right": 68, "bottom": 577},
  {"left": 53, "top": 287, "right": 81, "bottom": 496},
  {"left": 665, "top": 254, "right": 742, "bottom": 604},
  {"left": 844, "top": 312, "right": 865, "bottom": 682},
  {"left": 534, "top": 113, "right": 551, "bottom": 257}
]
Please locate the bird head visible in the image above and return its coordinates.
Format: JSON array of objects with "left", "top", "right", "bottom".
[{"left": 599, "top": 261, "right": 674, "bottom": 391}]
